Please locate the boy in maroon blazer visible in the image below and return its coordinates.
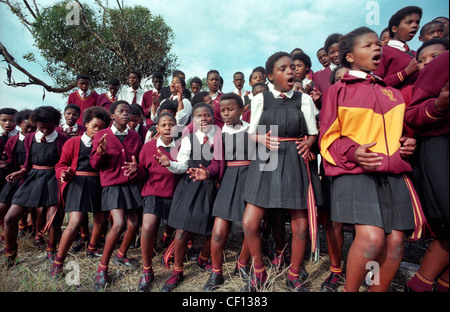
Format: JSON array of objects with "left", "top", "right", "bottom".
[
  {"left": 56, "top": 104, "right": 86, "bottom": 137},
  {"left": 67, "top": 75, "right": 99, "bottom": 125},
  {"left": 96, "top": 78, "right": 120, "bottom": 112}
]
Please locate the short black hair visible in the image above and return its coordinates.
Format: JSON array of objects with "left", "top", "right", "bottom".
[
  {"left": 130, "top": 103, "right": 145, "bottom": 117},
  {"left": 14, "top": 109, "right": 32, "bottom": 124},
  {"left": 172, "top": 70, "right": 185, "bottom": 78},
  {"left": 324, "top": 33, "right": 343, "bottom": 54},
  {"left": 158, "top": 100, "right": 178, "bottom": 115},
  {"left": 192, "top": 102, "right": 214, "bottom": 116},
  {"left": 233, "top": 71, "right": 245, "bottom": 79},
  {"left": 252, "top": 66, "right": 266, "bottom": 76},
  {"left": 156, "top": 112, "right": 176, "bottom": 125},
  {"left": 388, "top": 6, "right": 423, "bottom": 38},
  {"left": 83, "top": 106, "right": 111, "bottom": 125},
  {"left": 110, "top": 100, "right": 130, "bottom": 114},
  {"left": 330, "top": 65, "right": 344, "bottom": 85},
  {"left": 191, "top": 91, "right": 209, "bottom": 105},
  {"left": 65, "top": 104, "right": 81, "bottom": 115},
  {"left": 220, "top": 92, "right": 244, "bottom": 108},
  {"left": 416, "top": 38, "right": 449, "bottom": 59},
  {"left": 130, "top": 70, "right": 142, "bottom": 81},
  {"left": 339, "top": 27, "right": 377, "bottom": 68},
  {"left": 420, "top": 20, "right": 445, "bottom": 37},
  {"left": 152, "top": 72, "right": 164, "bottom": 80},
  {"left": 108, "top": 78, "right": 120, "bottom": 86},
  {"left": 265, "top": 51, "right": 292, "bottom": 82},
  {"left": 252, "top": 82, "right": 269, "bottom": 92},
  {"left": 0, "top": 108, "right": 18, "bottom": 116},
  {"left": 207, "top": 69, "right": 220, "bottom": 79},
  {"left": 30, "top": 106, "right": 61, "bottom": 126},
  {"left": 380, "top": 27, "right": 390, "bottom": 39},
  {"left": 190, "top": 77, "right": 203, "bottom": 87},
  {"left": 292, "top": 52, "right": 312, "bottom": 71},
  {"left": 316, "top": 47, "right": 326, "bottom": 54},
  {"left": 76, "top": 74, "right": 90, "bottom": 82}
]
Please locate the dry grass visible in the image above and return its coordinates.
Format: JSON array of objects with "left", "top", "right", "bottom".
[{"left": 0, "top": 220, "right": 428, "bottom": 293}]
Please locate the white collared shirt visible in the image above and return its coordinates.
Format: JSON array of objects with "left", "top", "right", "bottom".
[
  {"left": 110, "top": 124, "right": 129, "bottom": 136},
  {"left": 167, "top": 127, "right": 215, "bottom": 174},
  {"left": 19, "top": 132, "right": 26, "bottom": 141},
  {"left": 248, "top": 89, "right": 318, "bottom": 136},
  {"left": 78, "top": 89, "right": 92, "bottom": 98},
  {"left": 387, "top": 39, "right": 407, "bottom": 52},
  {"left": 222, "top": 121, "right": 250, "bottom": 135},
  {"left": 0, "top": 127, "right": 19, "bottom": 137},
  {"left": 35, "top": 130, "right": 58, "bottom": 143},
  {"left": 81, "top": 132, "right": 93, "bottom": 147},
  {"left": 156, "top": 136, "right": 176, "bottom": 149},
  {"left": 118, "top": 86, "right": 145, "bottom": 105},
  {"left": 330, "top": 63, "right": 338, "bottom": 72},
  {"left": 62, "top": 123, "right": 78, "bottom": 134},
  {"left": 211, "top": 91, "right": 222, "bottom": 101}
]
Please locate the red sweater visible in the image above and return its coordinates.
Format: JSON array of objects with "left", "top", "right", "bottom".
[
  {"left": 67, "top": 91, "right": 99, "bottom": 125},
  {"left": 141, "top": 90, "right": 159, "bottom": 126},
  {"left": 96, "top": 93, "right": 116, "bottom": 112},
  {"left": 404, "top": 51, "right": 449, "bottom": 137},
  {"left": 90, "top": 128, "right": 142, "bottom": 187}
]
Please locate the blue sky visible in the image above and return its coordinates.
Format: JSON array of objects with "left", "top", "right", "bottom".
[{"left": 0, "top": 0, "right": 448, "bottom": 112}]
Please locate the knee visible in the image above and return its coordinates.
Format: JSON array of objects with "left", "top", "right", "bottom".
[
  {"left": 212, "top": 228, "right": 227, "bottom": 244},
  {"left": 387, "top": 232, "right": 405, "bottom": 259},
  {"left": 361, "top": 233, "right": 385, "bottom": 258},
  {"left": 242, "top": 217, "right": 259, "bottom": 237},
  {"left": 111, "top": 219, "right": 126, "bottom": 234}
]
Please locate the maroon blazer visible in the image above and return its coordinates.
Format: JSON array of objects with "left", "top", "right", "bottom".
[
  {"left": 96, "top": 93, "right": 116, "bottom": 112},
  {"left": 67, "top": 91, "right": 99, "bottom": 125},
  {"left": 90, "top": 127, "right": 143, "bottom": 187},
  {"left": 141, "top": 90, "right": 160, "bottom": 126},
  {"left": 3, "top": 134, "right": 21, "bottom": 172}
]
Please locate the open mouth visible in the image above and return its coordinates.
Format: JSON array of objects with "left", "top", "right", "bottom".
[
  {"left": 372, "top": 54, "right": 381, "bottom": 65},
  {"left": 287, "top": 77, "right": 295, "bottom": 87}
]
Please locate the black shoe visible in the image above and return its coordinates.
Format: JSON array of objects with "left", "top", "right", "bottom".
[
  {"left": 197, "top": 260, "right": 212, "bottom": 272},
  {"left": 33, "top": 238, "right": 46, "bottom": 249},
  {"left": 186, "top": 247, "right": 198, "bottom": 262},
  {"left": 71, "top": 240, "right": 87, "bottom": 253},
  {"left": 241, "top": 276, "right": 266, "bottom": 292},
  {"left": 203, "top": 272, "right": 225, "bottom": 291},
  {"left": 113, "top": 254, "right": 138, "bottom": 269},
  {"left": 286, "top": 278, "right": 309, "bottom": 292},
  {"left": 233, "top": 265, "right": 250, "bottom": 282},
  {"left": 161, "top": 273, "right": 184, "bottom": 292},
  {"left": 94, "top": 271, "right": 108, "bottom": 292},
  {"left": 138, "top": 272, "right": 155, "bottom": 292},
  {"left": 86, "top": 248, "right": 103, "bottom": 258},
  {"left": 320, "top": 272, "right": 343, "bottom": 292},
  {"left": 50, "top": 266, "right": 63, "bottom": 280},
  {"left": 3, "top": 255, "right": 17, "bottom": 268}
]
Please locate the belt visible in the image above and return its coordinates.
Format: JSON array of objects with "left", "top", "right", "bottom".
[
  {"left": 277, "top": 137, "right": 300, "bottom": 142},
  {"left": 226, "top": 160, "right": 251, "bottom": 167},
  {"left": 75, "top": 171, "right": 99, "bottom": 177},
  {"left": 32, "top": 165, "right": 54, "bottom": 170}
]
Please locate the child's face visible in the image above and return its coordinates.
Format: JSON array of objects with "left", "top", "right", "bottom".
[
  {"left": 85, "top": 117, "right": 106, "bottom": 138},
  {"left": 334, "top": 67, "right": 350, "bottom": 83},
  {"left": 152, "top": 77, "right": 163, "bottom": 91},
  {"left": 380, "top": 31, "right": 390, "bottom": 46},
  {"left": 233, "top": 74, "right": 245, "bottom": 89},
  {"left": 111, "top": 104, "right": 130, "bottom": 127},
  {"left": 19, "top": 119, "right": 36, "bottom": 135},
  {"left": 128, "top": 114, "right": 143, "bottom": 131},
  {"left": 169, "top": 77, "right": 183, "bottom": 95},
  {"left": 417, "top": 44, "right": 448, "bottom": 71},
  {"left": 192, "top": 106, "right": 213, "bottom": 133},
  {"left": 191, "top": 82, "right": 201, "bottom": 94},
  {"left": 392, "top": 13, "right": 420, "bottom": 42},
  {"left": 252, "top": 85, "right": 267, "bottom": 96},
  {"left": 327, "top": 43, "right": 340, "bottom": 65},
  {"left": 0, "top": 114, "right": 16, "bottom": 132},
  {"left": 249, "top": 72, "right": 265, "bottom": 87},
  {"left": 64, "top": 108, "right": 80, "bottom": 127},
  {"left": 267, "top": 56, "right": 296, "bottom": 93},
  {"left": 156, "top": 115, "right": 176, "bottom": 143},
  {"left": 207, "top": 73, "right": 220, "bottom": 93},
  {"left": 420, "top": 24, "right": 444, "bottom": 42},
  {"left": 77, "top": 79, "right": 90, "bottom": 92},
  {"left": 293, "top": 81, "right": 303, "bottom": 92},
  {"left": 108, "top": 84, "right": 119, "bottom": 97},
  {"left": 294, "top": 59, "right": 308, "bottom": 81},
  {"left": 346, "top": 32, "right": 382, "bottom": 73},
  {"left": 128, "top": 73, "right": 141, "bottom": 90},
  {"left": 36, "top": 122, "right": 56, "bottom": 136},
  {"left": 317, "top": 50, "right": 330, "bottom": 67},
  {"left": 220, "top": 99, "right": 243, "bottom": 126}
]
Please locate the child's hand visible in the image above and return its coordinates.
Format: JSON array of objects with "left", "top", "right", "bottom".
[
  {"left": 405, "top": 58, "right": 419, "bottom": 76},
  {"left": 304, "top": 83, "right": 313, "bottom": 95},
  {"left": 354, "top": 142, "right": 383, "bottom": 171},
  {"left": 97, "top": 133, "right": 107, "bottom": 155},
  {"left": 259, "top": 130, "right": 279, "bottom": 150},
  {"left": 154, "top": 149, "right": 170, "bottom": 167},
  {"left": 434, "top": 81, "right": 449, "bottom": 112},
  {"left": 296, "top": 136, "right": 315, "bottom": 160},
  {"left": 187, "top": 164, "right": 210, "bottom": 182},
  {"left": 152, "top": 91, "right": 160, "bottom": 106},
  {"left": 310, "top": 88, "right": 322, "bottom": 102},
  {"left": 6, "top": 169, "right": 25, "bottom": 183},
  {"left": 399, "top": 136, "right": 417, "bottom": 157},
  {"left": 60, "top": 167, "right": 73, "bottom": 183},
  {"left": 122, "top": 155, "right": 138, "bottom": 177}
]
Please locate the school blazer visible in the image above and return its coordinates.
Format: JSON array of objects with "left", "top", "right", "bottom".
[
  {"left": 3, "top": 134, "right": 20, "bottom": 172},
  {"left": 319, "top": 73, "right": 412, "bottom": 177},
  {"left": 90, "top": 127, "right": 142, "bottom": 187}
]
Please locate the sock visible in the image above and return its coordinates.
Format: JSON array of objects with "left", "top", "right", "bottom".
[
  {"left": 435, "top": 278, "right": 449, "bottom": 292},
  {"left": 97, "top": 260, "right": 108, "bottom": 273},
  {"left": 187, "top": 240, "right": 194, "bottom": 249},
  {"left": 253, "top": 263, "right": 267, "bottom": 283},
  {"left": 198, "top": 252, "right": 209, "bottom": 265},
  {"left": 52, "top": 255, "right": 65, "bottom": 269},
  {"left": 212, "top": 265, "right": 223, "bottom": 275},
  {"left": 162, "top": 231, "right": 169, "bottom": 243},
  {"left": 406, "top": 272, "right": 434, "bottom": 292},
  {"left": 143, "top": 264, "right": 153, "bottom": 274},
  {"left": 80, "top": 228, "right": 89, "bottom": 242},
  {"left": 330, "top": 264, "right": 343, "bottom": 275},
  {"left": 88, "top": 243, "right": 97, "bottom": 251},
  {"left": 116, "top": 248, "right": 126, "bottom": 259},
  {"left": 288, "top": 267, "right": 300, "bottom": 281},
  {"left": 46, "top": 242, "right": 56, "bottom": 253},
  {"left": 236, "top": 259, "right": 247, "bottom": 269}
]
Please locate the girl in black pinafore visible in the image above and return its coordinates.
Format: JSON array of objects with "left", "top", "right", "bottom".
[
  {"left": 241, "top": 52, "right": 322, "bottom": 292},
  {"left": 3, "top": 106, "right": 69, "bottom": 266}
]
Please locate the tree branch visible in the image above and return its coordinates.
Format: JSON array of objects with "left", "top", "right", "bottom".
[
  {"left": 23, "top": 0, "right": 37, "bottom": 20},
  {"left": 0, "top": 41, "right": 76, "bottom": 93},
  {"left": 0, "top": 0, "right": 33, "bottom": 33}
]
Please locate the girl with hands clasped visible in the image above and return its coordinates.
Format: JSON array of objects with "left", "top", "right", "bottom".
[{"left": 319, "top": 27, "right": 426, "bottom": 292}]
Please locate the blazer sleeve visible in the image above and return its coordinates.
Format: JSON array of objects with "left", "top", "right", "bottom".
[{"left": 55, "top": 138, "right": 74, "bottom": 180}]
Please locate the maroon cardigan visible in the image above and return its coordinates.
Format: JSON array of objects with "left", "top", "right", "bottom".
[{"left": 67, "top": 91, "right": 99, "bottom": 126}]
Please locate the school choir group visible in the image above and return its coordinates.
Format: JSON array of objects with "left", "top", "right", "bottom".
[{"left": 0, "top": 5, "right": 448, "bottom": 293}]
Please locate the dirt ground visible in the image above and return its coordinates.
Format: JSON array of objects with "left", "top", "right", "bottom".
[{"left": 0, "top": 219, "right": 430, "bottom": 293}]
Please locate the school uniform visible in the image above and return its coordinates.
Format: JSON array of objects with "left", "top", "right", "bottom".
[
  {"left": 67, "top": 90, "right": 99, "bottom": 125},
  {"left": 243, "top": 89, "right": 322, "bottom": 210},
  {"left": 0, "top": 133, "right": 26, "bottom": 205},
  {"left": 313, "top": 63, "right": 337, "bottom": 94},
  {"left": 404, "top": 51, "right": 449, "bottom": 233},
  {"left": 319, "top": 70, "right": 426, "bottom": 237},
  {"left": 232, "top": 88, "right": 251, "bottom": 108},
  {"left": 129, "top": 124, "right": 148, "bottom": 144},
  {"left": 166, "top": 127, "right": 222, "bottom": 235},
  {"left": 12, "top": 131, "right": 69, "bottom": 208},
  {"left": 212, "top": 121, "right": 254, "bottom": 222},
  {"left": 211, "top": 91, "right": 224, "bottom": 129},
  {"left": 373, "top": 40, "right": 419, "bottom": 90},
  {"left": 56, "top": 123, "right": 87, "bottom": 138},
  {"left": 136, "top": 138, "right": 181, "bottom": 220},
  {"left": 0, "top": 127, "right": 19, "bottom": 190},
  {"left": 96, "top": 91, "right": 118, "bottom": 112},
  {"left": 90, "top": 125, "right": 143, "bottom": 211},
  {"left": 141, "top": 89, "right": 160, "bottom": 126},
  {"left": 55, "top": 133, "right": 102, "bottom": 213}
]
